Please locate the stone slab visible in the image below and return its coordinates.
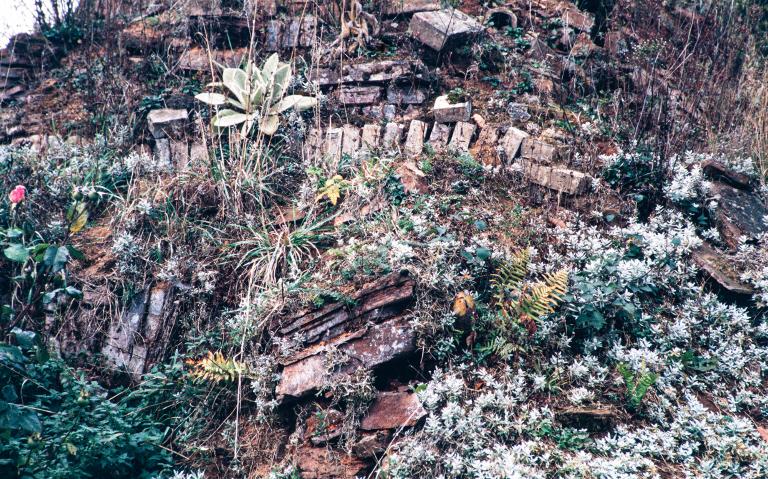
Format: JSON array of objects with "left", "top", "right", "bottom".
[
  {"left": 433, "top": 94, "right": 471, "bottom": 123},
  {"left": 360, "top": 391, "right": 427, "bottom": 430},
  {"left": 410, "top": 8, "right": 483, "bottom": 51},
  {"left": 404, "top": 120, "right": 428, "bottom": 156},
  {"left": 448, "top": 121, "right": 475, "bottom": 151}
]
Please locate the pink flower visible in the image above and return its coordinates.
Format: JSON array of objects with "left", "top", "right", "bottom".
[{"left": 9, "top": 185, "right": 26, "bottom": 204}]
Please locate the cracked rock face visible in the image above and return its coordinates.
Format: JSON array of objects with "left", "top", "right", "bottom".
[{"left": 275, "top": 272, "right": 417, "bottom": 402}]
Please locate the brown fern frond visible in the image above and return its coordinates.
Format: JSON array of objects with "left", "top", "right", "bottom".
[{"left": 543, "top": 269, "right": 569, "bottom": 302}]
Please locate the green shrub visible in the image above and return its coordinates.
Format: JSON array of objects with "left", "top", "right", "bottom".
[{"left": 0, "top": 335, "right": 172, "bottom": 479}]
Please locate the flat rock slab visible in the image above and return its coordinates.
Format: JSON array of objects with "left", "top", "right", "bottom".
[
  {"left": 710, "top": 182, "right": 768, "bottom": 249},
  {"left": 517, "top": 160, "right": 590, "bottom": 195},
  {"left": 433, "top": 94, "right": 471, "bottom": 123},
  {"left": 521, "top": 137, "right": 563, "bottom": 164},
  {"left": 449, "top": 121, "right": 475, "bottom": 151},
  {"left": 325, "top": 127, "right": 344, "bottom": 161},
  {"left": 383, "top": 122, "right": 405, "bottom": 150},
  {"left": 404, "top": 120, "right": 428, "bottom": 156},
  {"left": 102, "top": 283, "right": 174, "bottom": 379},
  {"left": 427, "top": 122, "right": 451, "bottom": 149},
  {"left": 360, "top": 391, "right": 427, "bottom": 430},
  {"left": 177, "top": 47, "right": 247, "bottom": 72},
  {"left": 387, "top": 85, "right": 428, "bottom": 105},
  {"left": 361, "top": 124, "right": 382, "bottom": 150},
  {"left": 147, "top": 109, "right": 188, "bottom": 139},
  {"left": 384, "top": 0, "right": 440, "bottom": 15},
  {"left": 702, "top": 160, "right": 752, "bottom": 190},
  {"left": 341, "top": 124, "right": 361, "bottom": 157},
  {"left": 410, "top": 8, "right": 483, "bottom": 51},
  {"left": 276, "top": 315, "right": 417, "bottom": 401},
  {"left": 337, "top": 86, "right": 383, "bottom": 105},
  {"left": 692, "top": 243, "right": 754, "bottom": 295},
  {"left": 296, "top": 446, "right": 367, "bottom": 479},
  {"left": 278, "top": 272, "right": 415, "bottom": 353},
  {"left": 471, "top": 125, "right": 501, "bottom": 166},
  {"left": 311, "top": 60, "right": 423, "bottom": 86},
  {"left": 499, "top": 126, "right": 529, "bottom": 162},
  {"left": 396, "top": 161, "right": 428, "bottom": 194}
]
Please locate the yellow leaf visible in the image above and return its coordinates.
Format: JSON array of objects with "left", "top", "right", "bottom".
[
  {"left": 69, "top": 203, "right": 88, "bottom": 234},
  {"left": 316, "top": 175, "right": 345, "bottom": 206},
  {"left": 452, "top": 290, "right": 475, "bottom": 317}
]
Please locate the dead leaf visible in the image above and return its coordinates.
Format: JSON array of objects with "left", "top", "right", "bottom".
[
  {"left": 396, "top": 161, "right": 427, "bottom": 194},
  {"left": 452, "top": 291, "right": 475, "bottom": 318},
  {"left": 316, "top": 175, "right": 346, "bottom": 206},
  {"left": 758, "top": 426, "right": 768, "bottom": 443}
]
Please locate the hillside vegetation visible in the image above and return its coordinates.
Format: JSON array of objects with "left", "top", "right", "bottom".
[{"left": 1, "top": 0, "right": 768, "bottom": 478}]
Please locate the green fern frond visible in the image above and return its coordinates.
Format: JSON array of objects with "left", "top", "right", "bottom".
[
  {"left": 186, "top": 351, "right": 248, "bottom": 383},
  {"left": 491, "top": 249, "right": 531, "bottom": 308}
]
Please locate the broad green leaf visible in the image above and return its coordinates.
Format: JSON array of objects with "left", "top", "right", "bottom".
[
  {"left": 32, "top": 243, "right": 50, "bottom": 262},
  {"left": 194, "top": 92, "right": 227, "bottom": 106},
  {"left": 5, "top": 228, "right": 23, "bottom": 239},
  {"left": 223, "top": 68, "right": 247, "bottom": 106},
  {"left": 43, "top": 245, "right": 70, "bottom": 273},
  {"left": 250, "top": 83, "right": 265, "bottom": 107},
  {"left": 43, "top": 289, "right": 60, "bottom": 305},
  {"left": 0, "top": 344, "right": 25, "bottom": 365},
  {"left": 227, "top": 97, "right": 245, "bottom": 110},
  {"left": 251, "top": 68, "right": 265, "bottom": 90},
  {"left": 3, "top": 244, "right": 28, "bottom": 263},
  {"left": 15, "top": 406, "right": 42, "bottom": 433},
  {"left": 211, "top": 109, "right": 248, "bottom": 128},
  {"left": 293, "top": 95, "right": 317, "bottom": 112},
  {"left": 1, "top": 385, "right": 17, "bottom": 402},
  {"left": 261, "top": 53, "right": 279, "bottom": 80},
  {"left": 259, "top": 114, "right": 280, "bottom": 135},
  {"left": 270, "top": 64, "right": 292, "bottom": 104},
  {"left": 66, "top": 245, "right": 86, "bottom": 261},
  {"left": 65, "top": 286, "right": 83, "bottom": 299},
  {"left": 274, "top": 95, "right": 317, "bottom": 113}
]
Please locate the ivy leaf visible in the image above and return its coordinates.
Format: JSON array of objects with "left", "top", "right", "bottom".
[
  {"left": 476, "top": 247, "right": 492, "bottom": 261},
  {"left": 3, "top": 244, "right": 29, "bottom": 263},
  {"left": 11, "top": 328, "right": 36, "bottom": 350},
  {"left": 0, "top": 402, "right": 42, "bottom": 433},
  {"left": 64, "top": 286, "right": 83, "bottom": 300},
  {"left": 5, "top": 228, "right": 23, "bottom": 239},
  {"left": 66, "top": 245, "right": 86, "bottom": 261},
  {"left": 43, "top": 246, "right": 70, "bottom": 273}
]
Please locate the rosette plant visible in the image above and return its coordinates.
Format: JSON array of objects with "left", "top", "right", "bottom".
[{"left": 195, "top": 53, "right": 317, "bottom": 136}]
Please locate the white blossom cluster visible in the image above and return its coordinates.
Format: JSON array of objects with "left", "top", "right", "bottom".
[{"left": 385, "top": 201, "right": 768, "bottom": 478}]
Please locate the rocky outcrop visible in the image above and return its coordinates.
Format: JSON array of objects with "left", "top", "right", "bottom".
[
  {"left": 275, "top": 271, "right": 417, "bottom": 402},
  {"left": 710, "top": 182, "right": 768, "bottom": 249},
  {"left": 693, "top": 244, "right": 754, "bottom": 295},
  {"left": 102, "top": 283, "right": 176, "bottom": 379}
]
